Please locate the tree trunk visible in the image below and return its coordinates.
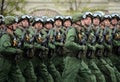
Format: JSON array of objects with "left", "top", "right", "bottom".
[
  {"left": 0, "top": 0, "right": 5, "bottom": 15},
  {"left": 75, "top": 0, "right": 77, "bottom": 11}
]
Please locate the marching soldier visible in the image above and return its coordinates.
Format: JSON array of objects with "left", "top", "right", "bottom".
[
  {"left": 0, "top": 16, "right": 25, "bottom": 82},
  {"left": 82, "top": 12, "right": 106, "bottom": 82},
  {"left": 14, "top": 15, "right": 37, "bottom": 82},
  {"left": 42, "top": 18, "right": 62, "bottom": 82},
  {"left": 52, "top": 16, "right": 65, "bottom": 75},
  {"left": 110, "top": 13, "right": 120, "bottom": 72},
  {"left": 96, "top": 14, "right": 117, "bottom": 82},
  {"left": 30, "top": 17, "right": 54, "bottom": 82},
  {"left": 62, "top": 14, "right": 96, "bottom": 82},
  {"left": 103, "top": 14, "right": 120, "bottom": 82}
]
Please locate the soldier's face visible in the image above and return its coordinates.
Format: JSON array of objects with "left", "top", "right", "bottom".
[
  {"left": 21, "top": 19, "right": 29, "bottom": 27},
  {"left": 100, "top": 21, "right": 105, "bottom": 29},
  {"left": 34, "top": 22, "right": 43, "bottom": 30},
  {"left": 55, "top": 20, "right": 62, "bottom": 27},
  {"left": 45, "top": 23, "right": 53, "bottom": 29},
  {"left": 81, "top": 19, "right": 85, "bottom": 26},
  {"left": 76, "top": 21, "right": 81, "bottom": 26},
  {"left": 111, "top": 18, "right": 118, "bottom": 25},
  {"left": 73, "top": 23, "right": 81, "bottom": 30},
  {"left": 8, "top": 24, "right": 15, "bottom": 31},
  {"left": 12, "top": 23, "right": 17, "bottom": 30},
  {"left": 63, "top": 20, "right": 72, "bottom": 27},
  {"left": 104, "top": 19, "right": 110, "bottom": 26},
  {"left": 84, "top": 17, "right": 92, "bottom": 26},
  {"left": 93, "top": 18, "right": 100, "bottom": 26},
  {"left": 0, "top": 24, "right": 4, "bottom": 28}
]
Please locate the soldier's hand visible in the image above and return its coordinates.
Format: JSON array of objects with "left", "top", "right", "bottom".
[
  {"left": 59, "top": 43, "right": 64, "bottom": 47},
  {"left": 82, "top": 45, "right": 87, "bottom": 50},
  {"left": 92, "top": 47, "right": 96, "bottom": 51},
  {"left": 29, "top": 45, "right": 33, "bottom": 49},
  {"left": 16, "top": 49, "right": 23, "bottom": 54},
  {"left": 42, "top": 46, "right": 49, "bottom": 51}
]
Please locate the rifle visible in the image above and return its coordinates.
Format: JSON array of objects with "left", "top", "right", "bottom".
[
  {"left": 22, "top": 29, "right": 35, "bottom": 58},
  {"left": 90, "top": 35, "right": 96, "bottom": 45},
  {"left": 11, "top": 32, "right": 23, "bottom": 62},
  {"left": 106, "top": 34, "right": 112, "bottom": 45},
  {"left": 79, "top": 32, "right": 87, "bottom": 45},
  {"left": 77, "top": 32, "right": 87, "bottom": 58},
  {"left": 17, "top": 29, "right": 27, "bottom": 48},
  {"left": 112, "top": 27, "right": 117, "bottom": 35},
  {"left": 87, "top": 33, "right": 96, "bottom": 58},
  {"left": 96, "top": 32, "right": 104, "bottom": 57},
  {"left": 95, "top": 27, "right": 100, "bottom": 37},
  {"left": 36, "top": 30, "right": 53, "bottom": 58},
  {"left": 103, "top": 27, "right": 107, "bottom": 36},
  {"left": 98, "top": 31, "right": 104, "bottom": 44},
  {"left": 54, "top": 29, "right": 65, "bottom": 56},
  {"left": 86, "top": 25, "right": 92, "bottom": 36}
]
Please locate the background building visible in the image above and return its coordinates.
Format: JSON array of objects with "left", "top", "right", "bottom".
[{"left": 2, "top": 0, "right": 120, "bottom": 16}]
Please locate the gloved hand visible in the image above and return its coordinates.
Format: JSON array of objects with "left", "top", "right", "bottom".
[
  {"left": 16, "top": 49, "right": 23, "bottom": 54},
  {"left": 48, "top": 43, "right": 55, "bottom": 49},
  {"left": 29, "top": 44, "right": 33, "bottom": 49},
  {"left": 24, "top": 43, "right": 33, "bottom": 49},
  {"left": 56, "top": 42, "right": 64, "bottom": 47},
  {"left": 82, "top": 45, "right": 87, "bottom": 51},
  {"left": 59, "top": 43, "right": 64, "bottom": 47},
  {"left": 90, "top": 46, "right": 96, "bottom": 51},
  {"left": 42, "top": 46, "right": 49, "bottom": 51}
]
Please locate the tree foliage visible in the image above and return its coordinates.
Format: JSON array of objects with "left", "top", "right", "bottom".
[{"left": 0, "top": 0, "right": 26, "bottom": 16}]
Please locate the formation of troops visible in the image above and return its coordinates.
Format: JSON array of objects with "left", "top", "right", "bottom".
[{"left": 0, "top": 11, "right": 120, "bottom": 82}]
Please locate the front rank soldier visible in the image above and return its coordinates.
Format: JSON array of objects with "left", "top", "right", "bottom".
[
  {"left": 62, "top": 14, "right": 96, "bottom": 82},
  {"left": 82, "top": 12, "right": 106, "bottom": 82},
  {"left": 0, "top": 16, "right": 25, "bottom": 82}
]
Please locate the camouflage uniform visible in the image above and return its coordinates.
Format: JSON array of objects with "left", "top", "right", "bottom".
[{"left": 0, "top": 16, "right": 25, "bottom": 82}]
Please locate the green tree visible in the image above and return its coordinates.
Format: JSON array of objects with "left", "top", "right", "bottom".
[{"left": 0, "top": 0, "right": 26, "bottom": 15}]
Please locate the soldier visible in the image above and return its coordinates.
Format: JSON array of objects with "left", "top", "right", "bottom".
[
  {"left": 62, "top": 16, "right": 73, "bottom": 38},
  {"left": 42, "top": 18, "right": 62, "bottom": 82},
  {"left": 0, "top": 16, "right": 25, "bottom": 82},
  {"left": 30, "top": 17, "right": 54, "bottom": 82},
  {"left": 82, "top": 12, "right": 93, "bottom": 36},
  {"left": 52, "top": 16, "right": 65, "bottom": 75},
  {"left": 81, "top": 12, "right": 106, "bottom": 82},
  {"left": 62, "top": 14, "right": 96, "bottom": 82},
  {"left": 103, "top": 14, "right": 120, "bottom": 82},
  {"left": 14, "top": 15, "right": 37, "bottom": 82},
  {"left": 110, "top": 13, "right": 120, "bottom": 72},
  {"left": 63, "top": 16, "right": 72, "bottom": 28},
  {"left": 94, "top": 14, "right": 117, "bottom": 82}
]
